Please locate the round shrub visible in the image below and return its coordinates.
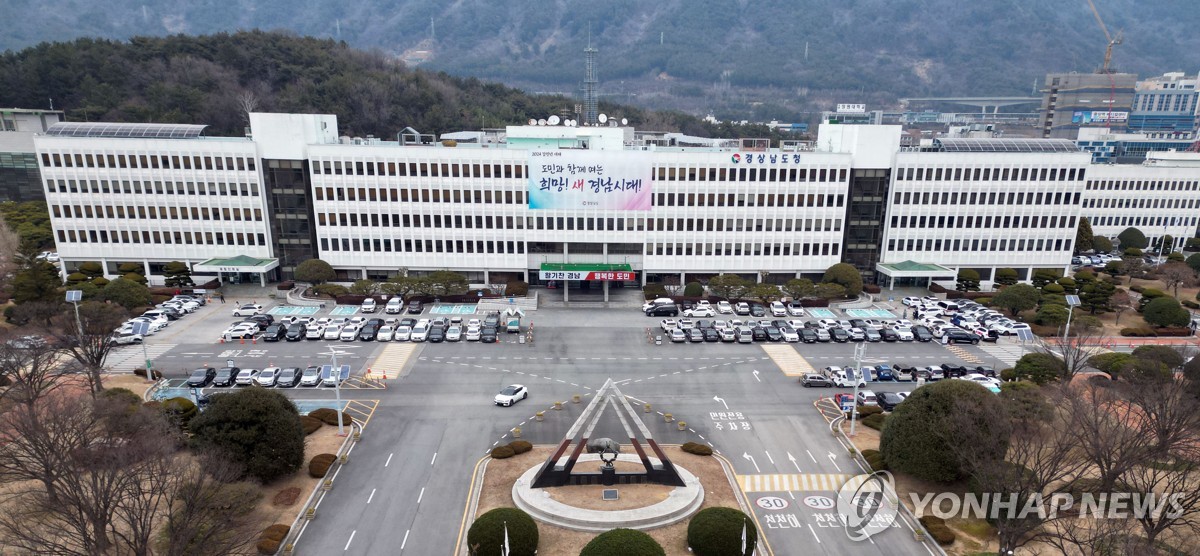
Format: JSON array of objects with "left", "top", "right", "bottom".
[
  {"left": 862, "top": 413, "right": 887, "bottom": 431},
  {"left": 580, "top": 528, "right": 665, "bottom": 556},
  {"left": 308, "top": 454, "right": 337, "bottom": 478},
  {"left": 508, "top": 440, "right": 533, "bottom": 454},
  {"left": 309, "top": 408, "right": 354, "bottom": 426},
  {"left": 880, "top": 380, "right": 1007, "bottom": 483},
  {"left": 688, "top": 507, "right": 757, "bottom": 556},
  {"left": 261, "top": 524, "right": 290, "bottom": 542},
  {"left": 161, "top": 396, "right": 198, "bottom": 429},
  {"left": 467, "top": 508, "right": 538, "bottom": 556},
  {"left": 255, "top": 538, "right": 281, "bottom": 555},
  {"left": 490, "top": 445, "right": 515, "bottom": 459},
  {"left": 683, "top": 281, "right": 704, "bottom": 297},
  {"left": 99, "top": 387, "right": 143, "bottom": 408},
  {"left": 189, "top": 389, "right": 304, "bottom": 484},
  {"left": 91, "top": 277, "right": 109, "bottom": 287},
  {"left": 918, "top": 515, "right": 957, "bottom": 545},
  {"left": 681, "top": 442, "right": 714, "bottom": 456},
  {"left": 299, "top": 415, "right": 323, "bottom": 435}
]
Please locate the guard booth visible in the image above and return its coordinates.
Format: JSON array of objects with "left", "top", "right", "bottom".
[{"left": 538, "top": 263, "right": 637, "bottom": 302}]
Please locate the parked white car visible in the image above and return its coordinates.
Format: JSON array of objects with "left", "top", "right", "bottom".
[
  {"left": 231, "top": 304, "right": 263, "bottom": 317},
  {"left": 716, "top": 300, "right": 733, "bottom": 314},
  {"left": 410, "top": 324, "right": 429, "bottom": 342},
  {"left": 111, "top": 332, "right": 143, "bottom": 345},
  {"left": 394, "top": 326, "right": 413, "bottom": 341},
  {"left": 376, "top": 326, "right": 395, "bottom": 342}
]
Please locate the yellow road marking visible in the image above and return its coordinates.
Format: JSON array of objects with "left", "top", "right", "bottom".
[
  {"left": 760, "top": 344, "right": 814, "bottom": 377},
  {"left": 343, "top": 400, "right": 379, "bottom": 429},
  {"left": 453, "top": 456, "right": 490, "bottom": 556},
  {"left": 370, "top": 344, "right": 418, "bottom": 379},
  {"left": 737, "top": 473, "right": 864, "bottom": 492},
  {"left": 944, "top": 344, "right": 983, "bottom": 364}
]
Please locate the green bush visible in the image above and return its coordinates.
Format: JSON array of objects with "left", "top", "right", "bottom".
[
  {"left": 261, "top": 524, "right": 290, "bottom": 542},
  {"left": 865, "top": 452, "right": 888, "bottom": 471},
  {"left": 580, "top": 528, "right": 665, "bottom": 556},
  {"left": 822, "top": 263, "right": 863, "bottom": 297},
  {"left": 313, "top": 283, "right": 349, "bottom": 297},
  {"left": 974, "top": 297, "right": 992, "bottom": 306},
  {"left": 681, "top": 442, "right": 714, "bottom": 456},
  {"left": 855, "top": 404, "right": 884, "bottom": 418},
  {"left": 643, "top": 284, "right": 667, "bottom": 299},
  {"left": 919, "top": 516, "right": 957, "bottom": 545},
  {"left": 999, "top": 368, "right": 1017, "bottom": 382},
  {"left": 504, "top": 281, "right": 529, "bottom": 296},
  {"left": 862, "top": 413, "right": 887, "bottom": 431},
  {"left": 880, "top": 380, "right": 1007, "bottom": 483},
  {"left": 161, "top": 396, "right": 198, "bottom": 430},
  {"left": 508, "top": 440, "right": 533, "bottom": 454},
  {"left": 308, "top": 454, "right": 337, "bottom": 478},
  {"left": 861, "top": 449, "right": 880, "bottom": 459},
  {"left": 99, "top": 387, "right": 143, "bottom": 408},
  {"left": 683, "top": 281, "right": 704, "bottom": 297},
  {"left": 490, "top": 445, "right": 515, "bottom": 459},
  {"left": 687, "top": 507, "right": 757, "bottom": 556},
  {"left": 92, "top": 276, "right": 110, "bottom": 287},
  {"left": 467, "top": 508, "right": 538, "bottom": 556},
  {"left": 1143, "top": 297, "right": 1191, "bottom": 327},
  {"left": 190, "top": 389, "right": 304, "bottom": 484},
  {"left": 1183, "top": 300, "right": 1199, "bottom": 310},
  {"left": 299, "top": 415, "right": 323, "bottom": 435},
  {"left": 1014, "top": 353, "right": 1065, "bottom": 385}
]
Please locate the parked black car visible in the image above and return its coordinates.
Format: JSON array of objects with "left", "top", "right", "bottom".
[
  {"left": 749, "top": 304, "right": 767, "bottom": 317},
  {"left": 972, "top": 365, "right": 998, "bottom": 378},
  {"left": 799, "top": 329, "right": 819, "bottom": 343},
  {"left": 357, "top": 325, "right": 379, "bottom": 342},
  {"left": 765, "top": 327, "right": 783, "bottom": 342},
  {"left": 212, "top": 367, "right": 239, "bottom": 387},
  {"left": 944, "top": 329, "right": 980, "bottom": 345},
  {"left": 428, "top": 327, "right": 445, "bottom": 343},
  {"left": 877, "top": 392, "right": 906, "bottom": 412},
  {"left": 481, "top": 328, "right": 498, "bottom": 343},
  {"left": 187, "top": 367, "right": 217, "bottom": 387},
  {"left": 830, "top": 328, "right": 850, "bottom": 343},
  {"left": 879, "top": 328, "right": 899, "bottom": 342},
  {"left": 285, "top": 323, "right": 306, "bottom": 341},
  {"left": 276, "top": 367, "right": 301, "bottom": 388},
  {"left": 407, "top": 300, "right": 424, "bottom": 314},
  {"left": 912, "top": 325, "right": 934, "bottom": 342},
  {"left": 703, "top": 328, "right": 721, "bottom": 342},
  {"left": 646, "top": 304, "right": 679, "bottom": 317},
  {"left": 942, "top": 364, "right": 969, "bottom": 378},
  {"left": 262, "top": 323, "right": 286, "bottom": 342},
  {"left": 751, "top": 327, "right": 768, "bottom": 342}
]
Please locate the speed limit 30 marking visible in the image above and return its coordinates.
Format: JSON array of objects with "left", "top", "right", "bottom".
[
  {"left": 756, "top": 496, "right": 790, "bottom": 510},
  {"left": 803, "top": 495, "right": 835, "bottom": 510}
]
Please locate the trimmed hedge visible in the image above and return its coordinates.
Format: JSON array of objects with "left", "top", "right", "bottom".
[
  {"left": 855, "top": 405, "right": 884, "bottom": 417},
  {"left": 256, "top": 538, "right": 281, "bottom": 555},
  {"left": 1121, "top": 327, "right": 1157, "bottom": 337},
  {"left": 308, "top": 408, "right": 354, "bottom": 426},
  {"left": 276, "top": 280, "right": 295, "bottom": 290},
  {"left": 681, "top": 442, "right": 714, "bottom": 456},
  {"left": 299, "top": 415, "right": 323, "bottom": 435},
  {"left": 688, "top": 507, "right": 757, "bottom": 556},
  {"left": 261, "top": 524, "right": 290, "bottom": 542},
  {"left": 490, "top": 445, "right": 516, "bottom": 459},
  {"left": 864, "top": 284, "right": 882, "bottom": 294},
  {"left": 580, "top": 528, "right": 665, "bottom": 556},
  {"left": 468, "top": 508, "right": 539, "bottom": 556},
  {"left": 133, "top": 367, "right": 164, "bottom": 379},
  {"left": 918, "top": 516, "right": 957, "bottom": 545},
  {"left": 508, "top": 440, "right": 533, "bottom": 454},
  {"left": 862, "top": 413, "right": 887, "bottom": 431},
  {"left": 308, "top": 454, "right": 337, "bottom": 478}
]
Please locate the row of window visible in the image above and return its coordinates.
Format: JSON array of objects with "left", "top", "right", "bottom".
[
  {"left": 314, "top": 160, "right": 522, "bottom": 179},
  {"left": 888, "top": 238, "right": 1070, "bottom": 253},
  {"left": 321, "top": 237, "right": 525, "bottom": 254},
  {"left": 56, "top": 228, "right": 266, "bottom": 247},
  {"left": 51, "top": 204, "right": 264, "bottom": 222},
  {"left": 896, "top": 166, "right": 1083, "bottom": 182},
  {"left": 891, "top": 190, "right": 1081, "bottom": 206},
  {"left": 655, "top": 166, "right": 847, "bottom": 183},
  {"left": 654, "top": 192, "right": 844, "bottom": 208},
  {"left": 1085, "top": 179, "right": 1200, "bottom": 191},
  {"left": 1083, "top": 215, "right": 1200, "bottom": 229},
  {"left": 40, "top": 152, "right": 256, "bottom": 171},
  {"left": 315, "top": 213, "right": 844, "bottom": 233},
  {"left": 648, "top": 242, "right": 839, "bottom": 257},
  {"left": 46, "top": 179, "right": 261, "bottom": 196},
  {"left": 314, "top": 186, "right": 521, "bottom": 204},
  {"left": 1083, "top": 198, "right": 1199, "bottom": 209},
  {"left": 890, "top": 214, "right": 1077, "bottom": 230}
]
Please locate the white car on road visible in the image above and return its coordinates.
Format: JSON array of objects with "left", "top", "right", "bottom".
[
  {"left": 683, "top": 306, "right": 715, "bottom": 318},
  {"left": 231, "top": 304, "right": 263, "bottom": 317},
  {"left": 494, "top": 384, "right": 528, "bottom": 407}
]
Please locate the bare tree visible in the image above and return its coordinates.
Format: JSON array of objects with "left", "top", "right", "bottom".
[
  {"left": 1044, "top": 514, "right": 1146, "bottom": 556},
  {"left": 1157, "top": 263, "right": 1198, "bottom": 299},
  {"left": 1035, "top": 325, "right": 1105, "bottom": 383},
  {"left": 661, "top": 275, "right": 682, "bottom": 296},
  {"left": 1122, "top": 257, "right": 1146, "bottom": 284},
  {"left": 44, "top": 301, "right": 128, "bottom": 395},
  {"left": 1111, "top": 289, "right": 1134, "bottom": 325},
  {"left": 947, "top": 391, "right": 1087, "bottom": 553},
  {"left": 236, "top": 90, "right": 260, "bottom": 123},
  {"left": 1062, "top": 381, "right": 1158, "bottom": 493},
  {"left": 160, "top": 453, "right": 263, "bottom": 556},
  {"left": 0, "top": 330, "right": 68, "bottom": 409}
]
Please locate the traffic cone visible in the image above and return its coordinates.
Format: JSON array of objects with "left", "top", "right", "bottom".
[
  {"left": 219, "top": 337, "right": 225, "bottom": 344},
  {"left": 252, "top": 337, "right": 256, "bottom": 344},
  {"left": 240, "top": 337, "right": 245, "bottom": 345}
]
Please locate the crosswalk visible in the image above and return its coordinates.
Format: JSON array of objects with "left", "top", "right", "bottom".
[
  {"left": 737, "top": 473, "right": 868, "bottom": 493},
  {"left": 977, "top": 342, "right": 1028, "bottom": 367},
  {"left": 106, "top": 343, "right": 177, "bottom": 371},
  {"left": 760, "top": 344, "right": 815, "bottom": 377},
  {"left": 369, "top": 344, "right": 418, "bottom": 379}
]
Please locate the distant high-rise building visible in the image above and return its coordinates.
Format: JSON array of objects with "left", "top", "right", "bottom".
[
  {"left": 1038, "top": 72, "right": 1137, "bottom": 138},
  {"left": 1129, "top": 71, "right": 1199, "bottom": 134}
]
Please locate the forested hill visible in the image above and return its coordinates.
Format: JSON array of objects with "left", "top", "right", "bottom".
[
  {"left": 2, "top": 0, "right": 1199, "bottom": 119},
  {"left": 0, "top": 32, "right": 736, "bottom": 138}
]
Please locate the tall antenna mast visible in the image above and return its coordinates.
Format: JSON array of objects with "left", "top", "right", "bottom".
[
  {"left": 430, "top": 16, "right": 435, "bottom": 42},
  {"left": 583, "top": 33, "right": 599, "bottom": 126}
]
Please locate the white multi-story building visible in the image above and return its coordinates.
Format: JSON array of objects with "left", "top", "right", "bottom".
[{"left": 31, "top": 114, "right": 1200, "bottom": 292}]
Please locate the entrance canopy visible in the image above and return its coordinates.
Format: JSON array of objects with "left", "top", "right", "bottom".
[
  {"left": 875, "top": 260, "right": 956, "bottom": 289},
  {"left": 194, "top": 255, "right": 279, "bottom": 287}
]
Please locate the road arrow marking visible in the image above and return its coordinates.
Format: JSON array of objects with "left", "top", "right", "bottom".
[
  {"left": 714, "top": 395, "right": 729, "bottom": 410},
  {"left": 742, "top": 452, "right": 761, "bottom": 473},
  {"left": 764, "top": 450, "right": 776, "bottom": 465},
  {"left": 828, "top": 452, "right": 842, "bottom": 472},
  {"left": 787, "top": 452, "right": 802, "bottom": 473},
  {"left": 752, "top": 369, "right": 761, "bottom": 382}
]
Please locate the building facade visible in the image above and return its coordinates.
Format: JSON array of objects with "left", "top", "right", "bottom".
[
  {"left": 1, "top": 108, "right": 64, "bottom": 202},
  {"left": 1039, "top": 72, "right": 1137, "bottom": 139},
  {"left": 31, "top": 114, "right": 1200, "bottom": 289},
  {"left": 1129, "top": 71, "right": 1199, "bottom": 134}
]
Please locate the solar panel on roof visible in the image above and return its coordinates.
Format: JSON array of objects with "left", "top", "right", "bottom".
[
  {"left": 45, "top": 122, "right": 207, "bottom": 139},
  {"left": 934, "top": 138, "right": 1079, "bottom": 153}
]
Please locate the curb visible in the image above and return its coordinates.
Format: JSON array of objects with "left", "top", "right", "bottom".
[{"left": 453, "top": 456, "right": 492, "bottom": 556}]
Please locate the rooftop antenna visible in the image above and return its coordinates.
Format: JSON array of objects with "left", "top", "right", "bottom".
[
  {"left": 583, "top": 30, "right": 599, "bottom": 126},
  {"left": 660, "top": 32, "right": 664, "bottom": 45},
  {"left": 804, "top": 41, "right": 809, "bottom": 61},
  {"left": 335, "top": 19, "right": 341, "bottom": 38},
  {"left": 430, "top": 16, "right": 435, "bottom": 43}
]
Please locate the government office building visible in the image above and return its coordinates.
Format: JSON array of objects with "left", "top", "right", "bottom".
[{"left": 33, "top": 113, "right": 1200, "bottom": 292}]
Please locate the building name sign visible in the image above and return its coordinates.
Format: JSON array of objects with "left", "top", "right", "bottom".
[
  {"left": 539, "top": 271, "right": 637, "bottom": 281},
  {"left": 731, "top": 153, "right": 802, "bottom": 165}
]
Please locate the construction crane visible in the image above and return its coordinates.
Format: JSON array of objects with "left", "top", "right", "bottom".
[{"left": 1086, "top": 0, "right": 1123, "bottom": 74}]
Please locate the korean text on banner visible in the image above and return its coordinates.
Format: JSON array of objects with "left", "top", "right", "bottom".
[{"left": 527, "top": 151, "right": 653, "bottom": 210}]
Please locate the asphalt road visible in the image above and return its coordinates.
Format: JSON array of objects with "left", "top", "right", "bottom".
[{"left": 117, "top": 300, "right": 1014, "bottom": 555}]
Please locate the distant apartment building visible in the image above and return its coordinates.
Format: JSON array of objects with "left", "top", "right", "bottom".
[
  {"left": 1129, "top": 71, "right": 1199, "bottom": 134},
  {"left": 1076, "top": 128, "right": 1196, "bottom": 164},
  {"left": 1, "top": 108, "right": 64, "bottom": 202},
  {"left": 1039, "top": 72, "right": 1137, "bottom": 139}
]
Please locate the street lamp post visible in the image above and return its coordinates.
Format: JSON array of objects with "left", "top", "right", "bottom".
[
  {"left": 1062, "top": 295, "right": 1081, "bottom": 358},
  {"left": 322, "top": 346, "right": 347, "bottom": 436},
  {"left": 65, "top": 290, "right": 84, "bottom": 338},
  {"left": 849, "top": 343, "right": 865, "bottom": 437}
]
